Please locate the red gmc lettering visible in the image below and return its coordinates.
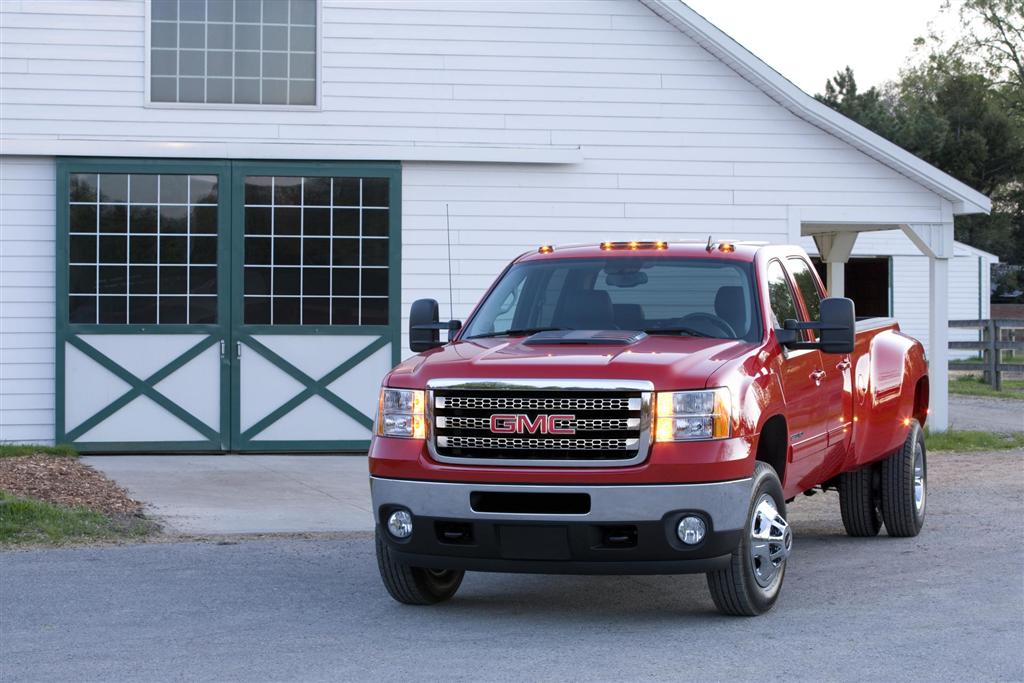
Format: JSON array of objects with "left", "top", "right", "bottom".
[{"left": 489, "top": 414, "right": 576, "bottom": 435}]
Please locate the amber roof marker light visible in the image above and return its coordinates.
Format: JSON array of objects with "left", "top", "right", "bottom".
[
  {"left": 704, "top": 236, "right": 735, "bottom": 253},
  {"left": 599, "top": 241, "right": 669, "bottom": 251},
  {"left": 538, "top": 245, "right": 554, "bottom": 254}
]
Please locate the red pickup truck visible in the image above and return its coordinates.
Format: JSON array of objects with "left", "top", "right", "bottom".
[{"left": 370, "top": 241, "right": 929, "bottom": 616}]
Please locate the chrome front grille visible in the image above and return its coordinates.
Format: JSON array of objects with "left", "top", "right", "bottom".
[
  {"left": 437, "top": 395, "right": 637, "bottom": 412},
  {"left": 427, "top": 379, "right": 653, "bottom": 467}
]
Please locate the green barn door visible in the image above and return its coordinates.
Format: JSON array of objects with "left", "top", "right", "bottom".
[
  {"left": 57, "top": 159, "right": 400, "bottom": 453},
  {"left": 56, "top": 159, "right": 232, "bottom": 452},
  {"left": 229, "top": 162, "right": 401, "bottom": 451}
]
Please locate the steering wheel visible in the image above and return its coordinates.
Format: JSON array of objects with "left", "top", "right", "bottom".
[{"left": 678, "top": 312, "right": 738, "bottom": 339}]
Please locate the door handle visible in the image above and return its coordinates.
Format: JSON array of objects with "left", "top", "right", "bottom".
[
  {"left": 236, "top": 341, "right": 242, "bottom": 359},
  {"left": 220, "top": 340, "right": 225, "bottom": 358},
  {"left": 836, "top": 359, "right": 851, "bottom": 371},
  {"left": 810, "top": 369, "right": 826, "bottom": 385}
]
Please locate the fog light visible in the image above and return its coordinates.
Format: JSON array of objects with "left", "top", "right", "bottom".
[
  {"left": 677, "top": 516, "right": 707, "bottom": 545},
  {"left": 387, "top": 510, "right": 413, "bottom": 539}
]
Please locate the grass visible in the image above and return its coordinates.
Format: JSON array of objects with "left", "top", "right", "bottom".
[
  {"left": 925, "top": 430, "right": 1024, "bottom": 452},
  {"left": 0, "top": 444, "right": 77, "bottom": 458},
  {"left": 0, "top": 492, "right": 152, "bottom": 545},
  {"left": 957, "top": 353, "right": 1023, "bottom": 365},
  {"left": 948, "top": 375, "right": 1024, "bottom": 401}
]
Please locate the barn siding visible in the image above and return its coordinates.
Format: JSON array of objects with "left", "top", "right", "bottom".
[{"left": 0, "top": 156, "right": 56, "bottom": 444}]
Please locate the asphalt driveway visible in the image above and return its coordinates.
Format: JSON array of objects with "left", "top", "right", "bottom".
[
  {"left": 3, "top": 450, "right": 1021, "bottom": 682},
  {"left": 949, "top": 394, "right": 1024, "bottom": 432}
]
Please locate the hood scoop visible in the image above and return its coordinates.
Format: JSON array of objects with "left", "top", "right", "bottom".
[{"left": 523, "top": 330, "right": 648, "bottom": 346}]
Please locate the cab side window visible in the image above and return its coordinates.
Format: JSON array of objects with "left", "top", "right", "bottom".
[
  {"left": 766, "top": 260, "right": 799, "bottom": 329},
  {"left": 787, "top": 257, "right": 823, "bottom": 340},
  {"left": 788, "top": 258, "right": 822, "bottom": 321}
]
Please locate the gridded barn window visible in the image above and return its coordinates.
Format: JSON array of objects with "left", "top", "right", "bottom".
[
  {"left": 242, "top": 175, "right": 389, "bottom": 325},
  {"left": 150, "top": 0, "right": 317, "bottom": 106},
  {"left": 67, "top": 173, "right": 219, "bottom": 324}
]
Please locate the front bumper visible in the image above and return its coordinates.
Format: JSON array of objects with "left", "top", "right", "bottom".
[{"left": 371, "top": 476, "right": 752, "bottom": 575}]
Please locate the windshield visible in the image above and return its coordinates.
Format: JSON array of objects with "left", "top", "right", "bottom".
[{"left": 462, "top": 257, "right": 761, "bottom": 342}]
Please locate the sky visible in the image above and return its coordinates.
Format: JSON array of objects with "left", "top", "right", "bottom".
[{"left": 683, "top": 0, "right": 964, "bottom": 95}]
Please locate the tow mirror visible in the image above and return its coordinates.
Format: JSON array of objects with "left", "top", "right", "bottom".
[
  {"left": 817, "top": 297, "right": 855, "bottom": 354},
  {"left": 409, "top": 298, "right": 462, "bottom": 352},
  {"left": 780, "top": 297, "right": 855, "bottom": 354}
]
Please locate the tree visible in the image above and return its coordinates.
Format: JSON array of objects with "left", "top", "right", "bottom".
[
  {"left": 816, "top": 1, "right": 1024, "bottom": 268},
  {"left": 950, "top": 0, "right": 1024, "bottom": 113}
]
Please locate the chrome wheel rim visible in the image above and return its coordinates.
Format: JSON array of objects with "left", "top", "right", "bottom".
[
  {"left": 913, "top": 442, "right": 926, "bottom": 514},
  {"left": 749, "top": 494, "right": 792, "bottom": 588}
]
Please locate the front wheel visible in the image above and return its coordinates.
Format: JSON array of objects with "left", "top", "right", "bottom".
[
  {"left": 706, "top": 462, "right": 793, "bottom": 616},
  {"left": 375, "top": 528, "right": 465, "bottom": 605}
]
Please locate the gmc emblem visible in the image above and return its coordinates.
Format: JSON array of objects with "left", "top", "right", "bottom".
[{"left": 489, "top": 414, "right": 576, "bottom": 435}]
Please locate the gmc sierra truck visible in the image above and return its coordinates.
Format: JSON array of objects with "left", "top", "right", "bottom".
[{"left": 369, "top": 241, "right": 929, "bottom": 616}]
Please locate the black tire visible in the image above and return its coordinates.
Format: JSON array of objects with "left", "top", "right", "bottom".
[
  {"left": 375, "top": 528, "right": 465, "bottom": 605},
  {"left": 706, "top": 462, "right": 792, "bottom": 617},
  {"left": 839, "top": 463, "right": 882, "bottom": 537},
  {"left": 881, "top": 419, "right": 926, "bottom": 537}
]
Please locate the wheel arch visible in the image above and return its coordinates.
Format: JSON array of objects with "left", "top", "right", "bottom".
[
  {"left": 754, "top": 414, "right": 788, "bottom": 488},
  {"left": 913, "top": 375, "right": 929, "bottom": 427}
]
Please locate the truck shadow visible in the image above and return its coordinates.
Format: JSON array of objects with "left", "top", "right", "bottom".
[{"left": 405, "top": 525, "right": 920, "bottom": 623}]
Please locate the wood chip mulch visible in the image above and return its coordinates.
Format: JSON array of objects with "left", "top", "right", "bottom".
[{"left": 0, "top": 456, "right": 145, "bottom": 517}]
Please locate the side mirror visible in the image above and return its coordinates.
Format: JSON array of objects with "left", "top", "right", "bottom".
[
  {"left": 409, "top": 299, "right": 463, "bottom": 352},
  {"left": 779, "top": 297, "right": 855, "bottom": 354},
  {"left": 410, "top": 299, "right": 442, "bottom": 352},
  {"left": 817, "top": 297, "right": 855, "bottom": 354}
]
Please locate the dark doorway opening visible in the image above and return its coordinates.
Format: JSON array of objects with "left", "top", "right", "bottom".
[{"left": 812, "top": 257, "right": 890, "bottom": 318}]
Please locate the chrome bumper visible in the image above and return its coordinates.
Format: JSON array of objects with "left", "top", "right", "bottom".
[{"left": 370, "top": 476, "right": 753, "bottom": 531}]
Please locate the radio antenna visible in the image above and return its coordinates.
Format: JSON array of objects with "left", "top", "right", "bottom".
[
  {"left": 445, "top": 203, "right": 455, "bottom": 321},
  {"left": 706, "top": 234, "right": 714, "bottom": 251}
]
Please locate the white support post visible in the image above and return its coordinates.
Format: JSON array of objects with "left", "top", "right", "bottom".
[
  {"left": 826, "top": 261, "right": 845, "bottom": 299},
  {"left": 902, "top": 223, "right": 955, "bottom": 433},
  {"left": 929, "top": 257, "right": 950, "bottom": 432},
  {"left": 812, "top": 231, "right": 857, "bottom": 298}
]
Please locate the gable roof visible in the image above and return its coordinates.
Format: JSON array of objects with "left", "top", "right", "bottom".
[{"left": 640, "top": 0, "right": 992, "bottom": 216}]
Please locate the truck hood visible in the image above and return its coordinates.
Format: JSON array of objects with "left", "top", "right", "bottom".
[{"left": 385, "top": 335, "right": 757, "bottom": 390}]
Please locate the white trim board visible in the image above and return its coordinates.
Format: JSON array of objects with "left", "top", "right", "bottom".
[{"left": 0, "top": 138, "right": 583, "bottom": 164}]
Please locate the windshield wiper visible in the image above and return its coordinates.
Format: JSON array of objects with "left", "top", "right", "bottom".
[
  {"left": 643, "top": 327, "right": 714, "bottom": 338},
  {"left": 466, "top": 327, "right": 567, "bottom": 340}
]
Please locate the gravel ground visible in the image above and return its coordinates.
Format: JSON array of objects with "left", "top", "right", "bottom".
[
  {"left": 2, "top": 450, "right": 1021, "bottom": 682},
  {"left": 949, "top": 395, "right": 1023, "bottom": 432}
]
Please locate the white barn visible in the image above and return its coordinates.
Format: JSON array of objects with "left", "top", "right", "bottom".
[{"left": 0, "top": 0, "right": 991, "bottom": 451}]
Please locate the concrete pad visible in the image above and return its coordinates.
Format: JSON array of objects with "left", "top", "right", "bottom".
[{"left": 83, "top": 455, "right": 374, "bottom": 535}]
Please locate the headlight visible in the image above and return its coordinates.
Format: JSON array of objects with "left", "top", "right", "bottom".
[
  {"left": 376, "top": 388, "right": 426, "bottom": 439},
  {"left": 654, "top": 388, "right": 731, "bottom": 441}
]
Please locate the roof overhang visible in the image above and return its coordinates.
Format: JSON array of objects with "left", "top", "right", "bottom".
[{"left": 640, "top": 0, "right": 992, "bottom": 216}]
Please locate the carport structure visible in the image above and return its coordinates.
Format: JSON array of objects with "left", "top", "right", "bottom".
[
  {"left": 645, "top": 0, "right": 993, "bottom": 432},
  {"left": 809, "top": 222, "right": 959, "bottom": 431}
]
